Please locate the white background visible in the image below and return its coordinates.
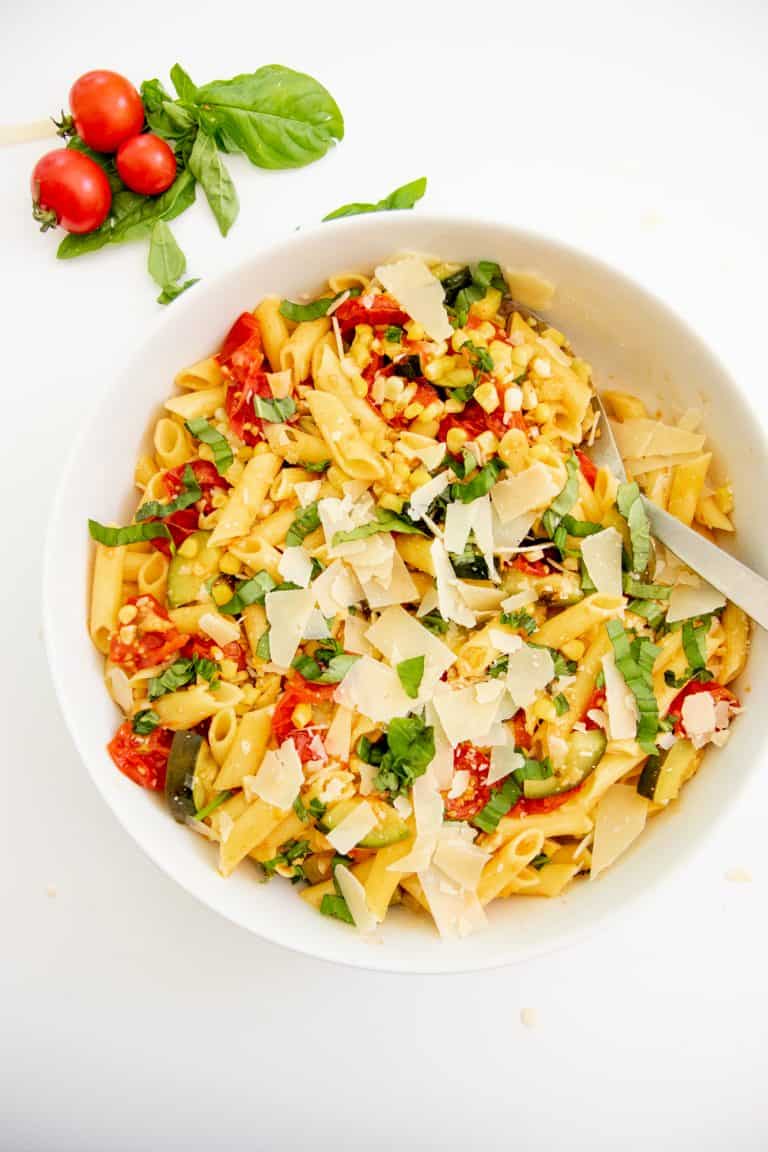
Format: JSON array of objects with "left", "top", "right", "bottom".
[{"left": 2, "top": 1, "right": 767, "bottom": 1148}]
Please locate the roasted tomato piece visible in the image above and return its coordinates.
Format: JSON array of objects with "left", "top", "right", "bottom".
[
  {"left": 272, "top": 678, "right": 336, "bottom": 765},
  {"left": 108, "top": 720, "right": 173, "bottom": 790},
  {"left": 225, "top": 370, "right": 275, "bottom": 446},
  {"left": 108, "top": 594, "right": 187, "bottom": 673},
  {"left": 511, "top": 554, "right": 550, "bottom": 577},
  {"left": 583, "top": 688, "right": 607, "bottom": 730},
  {"left": 183, "top": 633, "right": 248, "bottom": 671},
  {"left": 218, "top": 312, "right": 262, "bottom": 366},
  {"left": 443, "top": 742, "right": 492, "bottom": 821},
  {"left": 163, "top": 459, "right": 229, "bottom": 516},
  {"left": 575, "top": 448, "right": 598, "bottom": 489},
  {"left": 333, "top": 293, "right": 409, "bottom": 334}
]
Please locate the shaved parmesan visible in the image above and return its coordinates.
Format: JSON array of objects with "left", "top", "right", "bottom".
[
  {"left": 431, "top": 539, "right": 476, "bottom": 627},
  {"left": 418, "top": 866, "right": 487, "bottom": 938},
  {"left": 375, "top": 256, "right": 452, "bottom": 342},
  {"left": 666, "top": 579, "right": 726, "bottom": 624},
  {"left": 198, "top": 611, "right": 241, "bottom": 648},
  {"left": 312, "top": 560, "right": 363, "bottom": 617},
  {"left": 324, "top": 705, "right": 353, "bottom": 762},
  {"left": 503, "top": 269, "right": 555, "bottom": 310},
  {"left": 433, "top": 683, "right": 504, "bottom": 747},
  {"left": 681, "top": 692, "right": 717, "bottom": 748},
  {"left": 500, "top": 589, "right": 537, "bottom": 612},
  {"left": 581, "top": 527, "right": 623, "bottom": 598},
  {"left": 505, "top": 645, "right": 555, "bottom": 709},
  {"left": 469, "top": 495, "right": 497, "bottom": 583},
  {"left": 347, "top": 532, "right": 395, "bottom": 587},
  {"left": 491, "top": 507, "right": 537, "bottom": 551},
  {"left": 344, "top": 613, "right": 374, "bottom": 656},
  {"left": 294, "top": 480, "right": 321, "bottom": 507},
  {"left": 455, "top": 582, "right": 506, "bottom": 613},
  {"left": 107, "top": 667, "right": 132, "bottom": 714},
  {"left": 447, "top": 769, "right": 469, "bottom": 799},
  {"left": 601, "top": 652, "right": 637, "bottom": 741},
  {"left": 302, "top": 609, "right": 331, "bottom": 641},
  {"left": 488, "top": 746, "right": 525, "bottom": 786},
  {"left": 397, "top": 432, "right": 446, "bottom": 472},
  {"left": 489, "top": 628, "right": 524, "bottom": 656},
  {"left": 424, "top": 701, "right": 455, "bottom": 790},
  {"left": 408, "top": 470, "right": 451, "bottom": 522},
  {"left": 393, "top": 794, "right": 412, "bottom": 819},
  {"left": 591, "top": 784, "right": 649, "bottom": 879},
  {"left": 433, "top": 833, "right": 490, "bottom": 891},
  {"left": 443, "top": 501, "right": 475, "bottom": 556},
  {"left": 326, "top": 800, "right": 378, "bottom": 854},
  {"left": 334, "top": 864, "right": 378, "bottom": 933},
  {"left": 333, "top": 654, "right": 413, "bottom": 723},
  {"left": 490, "top": 463, "right": 561, "bottom": 523},
  {"left": 248, "top": 738, "right": 303, "bottom": 810},
  {"left": 265, "top": 588, "right": 316, "bottom": 669},
  {"left": 278, "top": 545, "right": 313, "bottom": 589},
  {"left": 387, "top": 774, "right": 443, "bottom": 874},
  {"left": 612, "top": 418, "right": 705, "bottom": 460},
  {"left": 416, "top": 585, "right": 440, "bottom": 617},
  {"left": 365, "top": 605, "right": 456, "bottom": 691},
  {"left": 357, "top": 548, "right": 419, "bottom": 609},
  {"left": 623, "top": 452, "right": 702, "bottom": 476}
]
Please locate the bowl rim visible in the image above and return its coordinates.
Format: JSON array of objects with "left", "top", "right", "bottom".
[{"left": 42, "top": 211, "right": 767, "bottom": 974}]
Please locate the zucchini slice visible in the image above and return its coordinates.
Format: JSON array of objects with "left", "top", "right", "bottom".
[
  {"left": 167, "top": 531, "right": 222, "bottom": 609},
  {"left": 523, "top": 729, "right": 607, "bottom": 799},
  {"left": 637, "top": 738, "right": 696, "bottom": 804},
  {"left": 321, "top": 799, "right": 409, "bottom": 848},
  {"left": 165, "top": 730, "right": 205, "bottom": 823}
]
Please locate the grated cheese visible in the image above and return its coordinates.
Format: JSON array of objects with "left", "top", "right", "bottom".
[{"left": 375, "top": 256, "right": 453, "bottom": 342}]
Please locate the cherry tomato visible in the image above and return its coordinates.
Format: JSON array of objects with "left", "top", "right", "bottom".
[
  {"left": 444, "top": 743, "right": 492, "bottom": 821},
  {"left": 583, "top": 688, "right": 607, "bottom": 730},
  {"left": 108, "top": 719, "right": 173, "bottom": 790},
  {"left": 225, "top": 371, "right": 274, "bottom": 446},
  {"left": 333, "top": 294, "right": 409, "bottom": 334},
  {"left": 575, "top": 448, "right": 598, "bottom": 489},
  {"left": 218, "top": 312, "right": 262, "bottom": 365},
  {"left": 148, "top": 459, "right": 231, "bottom": 553},
  {"left": 116, "top": 133, "right": 176, "bottom": 195},
  {"left": 184, "top": 634, "right": 247, "bottom": 671},
  {"left": 667, "top": 680, "right": 738, "bottom": 736},
  {"left": 272, "top": 678, "right": 336, "bottom": 765},
  {"left": 512, "top": 785, "right": 584, "bottom": 817},
  {"left": 31, "top": 149, "right": 111, "bottom": 234},
  {"left": 69, "top": 70, "right": 144, "bottom": 152},
  {"left": 512, "top": 554, "right": 550, "bottom": 577},
  {"left": 108, "top": 594, "right": 187, "bottom": 673},
  {"left": 511, "top": 710, "right": 532, "bottom": 752}
]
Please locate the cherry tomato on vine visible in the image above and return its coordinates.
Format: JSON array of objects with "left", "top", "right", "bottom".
[
  {"left": 31, "top": 149, "right": 111, "bottom": 234},
  {"left": 117, "top": 134, "right": 177, "bottom": 195},
  {"left": 68, "top": 70, "right": 144, "bottom": 152}
]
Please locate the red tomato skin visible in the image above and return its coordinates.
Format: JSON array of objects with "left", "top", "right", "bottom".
[
  {"left": 511, "top": 554, "right": 549, "bottom": 577},
  {"left": 575, "top": 449, "right": 598, "bottom": 489},
  {"left": 667, "top": 680, "right": 738, "bottom": 736},
  {"left": 116, "top": 134, "right": 176, "bottom": 195},
  {"left": 148, "top": 459, "right": 230, "bottom": 553},
  {"left": 184, "top": 634, "right": 247, "bottom": 671},
  {"left": 333, "top": 294, "right": 409, "bottom": 334},
  {"left": 108, "top": 594, "right": 187, "bottom": 672},
  {"left": 69, "top": 70, "right": 144, "bottom": 152},
  {"left": 31, "top": 149, "right": 111, "bottom": 233},
  {"left": 272, "top": 679, "right": 335, "bottom": 764},
  {"left": 108, "top": 719, "right": 173, "bottom": 790},
  {"left": 219, "top": 313, "right": 262, "bottom": 365},
  {"left": 444, "top": 743, "right": 492, "bottom": 821},
  {"left": 583, "top": 688, "right": 607, "bottom": 730}
]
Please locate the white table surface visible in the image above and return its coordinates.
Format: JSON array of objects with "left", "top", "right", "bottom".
[{"left": 2, "top": 2, "right": 767, "bottom": 1148}]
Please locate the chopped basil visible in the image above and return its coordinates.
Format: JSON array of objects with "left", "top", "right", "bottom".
[
  {"left": 302, "top": 459, "right": 330, "bottom": 472},
  {"left": 472, "top": 755, "right": 552, "bottom": 833},
  {"left": 256, "top": 629, "right": 271, "bottom": 660},
  {"left": 664, "top": 667, "right": 713, "bottom": 690},
  {"left": 682, "top": 619, "right": 709, "bottom": 671},
  {"left": 580, "top": 557, "right": 597, "bottom": 593},
  {"left": 623, "top": 576, "right": 672, "bottom": 600},
  {"left": 294, "top": 794, "right": 326, "bottom": 821},
  {"left": 184, "top": 418, "right": 233, "bottom": 476},
  {"left": 322, "top": 175, "right": 427, "bottom": 221},
  {"left": 192, "top": 790, "right": 233, "bottom": 822},
  {"left": 292, "top": 642, "right": 359, "bottom": 684},
  {"left": 359, "top": 715, "right": 435, "bottom": 798},
  {"left": 560, "top": 515, "right": 603, "bottom": 537},
  {"left": 487, "top": 656, "right": 509, "bottom": 679},
  {"left": 617, "top": 482, "right": 651, "bottom": 574},
  {"left": 218, "top": 570, "right": 277, "bottom": 615},
  {"left": 449, "top": 261, "right": 506, "bottom": 327},
  {"left": 332, "top": 505, "right": 426, "bottom": 545},
  {"left": 440, "top": 266, "right": 473, "bottom": 305},
  {"left": 542, "top": 453, "right": 579, "bottom": 539},
  {"left": 500, "top": 609, "right": 537, "bottom": 636},
  {"left": 595, "top": 668, "right": 606, "bottom": 690},
  {"left": 279, "top": 296, "right": 338, "bottom": 322},
  {"left": 132, "top": 709, "right": 160, "bottom": 735},
  {"left": 148, "top": 655, "right": 219, "bottom": 700},
  {"left": 461, "top": 340, "right": 494, "bottom": 374},
  {"left": 530, "top": 853, "right": 550, "bottom": 870},
  {"left": 396, "top": 656, "right": 425, "bottom": 699},
  {"left": 136, "top": 464, "right": 201, "bottom": 522},
  {"left": 627, "top": 598, "right": 667, "bottom": 630},
  {"left": 262, "top": 838, "right": 310, "bottom": 883},
  {"left": 385, "top": 325, "right": 405, "bottom": 342},
  {"left": 449, "top": 543, "right": 489, "bottom": 580},
  {"left": 392, "top": 353, "right": 423, "bottom": 380},
  {"left": 320, "top": 893, "right": 354, "bottom": 924},
  {"left": 447, "top": 448, "right": 479, "bottom": 480},
  {"left": 88, "top": 519, "right": 174, "bottom": 548},
  {"left": 253, "top": 394, "right": 297, "bottom": 423},
  {"left": 605, "top": 621, "right": 660, "bottom": 753},
  {"left": 553, "top": 693, "right": 570, "bottom": 716},
  {"left": 420, "top": 610, "right": 449, "bottom": 635},
  {"left": 449, "top": 456, "right": 505, "bottom": 504},
  {"left": 286, "top": 501, "right": 321, "bottom": 546}
]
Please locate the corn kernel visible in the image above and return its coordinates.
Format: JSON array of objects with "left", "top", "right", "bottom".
[
  {"left": 503, "top": 385, "right": 523, "bottom": 412},
  {"left": 198, "top": 443, "right": 215, "bottom": 463},
  {"left": 511, "top": 345, "right": 534, "bottom": 368},
  {"left": 220, "top": 658, "right": 238, "bottom": 680},
  {"left": 489, "top": 340, "right": 513, "bottom": 376},
  {"left": 532, "top": 357, "right": 552, "bottom": 379},
  {"left": 561, "top": 639, "right": 585, "bottom": 661},
  {"left": 532, "top": 403, "right": 553, "bottom": 423},
  {"left": 469, "top": 289, "right": 502, "bottom": 322},
  {"left": 212, "top": 581, "right": 232, "bottom": 606},
  {"left": 219, "top": 553, "right": 241, "bottom": 576},
  {"left": 409, "top": 419, "right": 439, "bottom": 438},
  {"left": 405, "top": 321, "right": 426, "bottom": 341},
  {"left": 392, "top": 455, "right": 411, "bottom": 480},
  {"left": 498, "top": 428, "right": 528, "bottom": 469},
  {"left": 403, "top": 401, "right": 425, "bottom": 421},
  {"left": 424, "top": 356, "right": 457, "bottom": 382},
  {"left": 178, "top": 536, "right": 199, "bottom": 558},
  {"left": 446, "top": 427, "right": 468, "bottom": 454},
  {"left": 378, "top": 493, "right": 404, "bottom": 513},
  {"left": 410, "top": 467, "right": 432, "bottom": 489},
  {"left": 522, "top": 383, "right": 539, "bottom": 409},
  {"left": 421, "top": 401, "right": 444, "bottom": 422},
  {"left": 476, "top": 430, "right": 499, "bottom": 457},
  {"left": 291, "top": 702, "right": 313, "bottom": 728},
  {"left": 118, "top": 604, "right": 138, "bottom": 625},
  {"left": 444, "top": 398, "right": 466, "bottom": 414},
  {"left": 474, "top": 382, "right": 500, "bottom": 413},
  {"left": 381, "top": 401, "right": 395, "bottom": 421},
  {"left": 119, "top": 625, "right": 137, "bottom": 644},
  {"left": 533, "top": 698, "right": 557, "bottom": 722},
  {"left": 450, "top": 329, "right": 472, "bottom": 352}
]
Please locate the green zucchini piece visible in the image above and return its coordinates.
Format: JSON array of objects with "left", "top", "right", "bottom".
[
  {"left": 167, "top": 530, "right": 222, "bottom": 608},
  {"left": 523, "top": 729, "right": 607, "bottom": 799},
  {"left": 165, "top": 730, "right": 203, "bottom": 823},
  {"left": 637, "top": 739, "right": 695, "bottom": 804},
  {"left": 321, "top": 798, "right": 409, "bottom": 848}
]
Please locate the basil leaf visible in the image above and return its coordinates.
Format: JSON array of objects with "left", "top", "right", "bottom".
[
  {"left": 623, "top": 576, "right": 672, "bottom": 599},
  {"left": 136, "top": 464, "right": 201, "bottom": 522},
  {"left": 320, "top": 893, "right": 354, "bottom": 924},
  {"left": 369, "top": 715, "right": 435, "bottom": 797},
  {"left": 473, "top": 775, "right": 521, "bottom": 833},
  {"left": 449, "top": 544, "right": 488, "bottom": 580},
  {"left": 531, "top": 853, "right": 550, "bottom": 870},
  {"left": 487, "top": 656, "right": 509, "bottom": 679},
  {"left": 132, "top": 709, "right": 160, "bottom": 735},
  {"left": 617, "top": 482, "right": 651, "bottom": 574},
  {"left": 560, "top": 515, "right": 603, "bottom": 537},
  {"left": 440, "top": 266, "right": 473, "bottom": 306},
  {"left": 294, "top": 795, "right": 327, "bottom": 821},
  {"left": 627, "top": 598, "right": 667, "bottom": 630},
  {"left": 385, "top": 326, "right": 404, "bottom": 342},
  {"left": 286, "top": 501, "right": 320, "bottom": 547},
  {"left": 256, "top": 629, "right": 271, "bottom": 660},
  {"left": 420, "top": 610, "right": 449, "bottom": 635},
  {"left": 332, "top": 506, "right": 426, "bottom": 545},
  {"left": 188, "top": 127, "right": 239, "bottom": 237},
  {"left": 606, "top": 620, "right": 660, "bottom": 753},
  {"left": 253, "top": 394, "right": 296, "bottom": 423},
  {"left": 396, "top": 656, "right": 424, "bottom": 699},
  {"left": 682, "top": 619, "right": 708, "bottom": 671},
  {"left": 192, "top": 65, "right": 344, "bottom": 169},
  {"left": 449, "top": 456, "right": 505, "bottom": 504},
  {"left": 170, "top": 63, "right": 197, "bottom": 102},
  {"left": 58, "top": 169, "right": 197, "bottom": 259},
  {"left": 148, "top": 655, "right": 218, "bottom": 700},
  {"left": 140, "top": 79, "right": 178, "bottom": 136},
  {"left": 278, "top": 295, "right": 338, "bottom": 322},
  {"left": 322, "top": 176, "right": 427, "bottom": 221},
  {"left": 302, "top": 459, "right": 330, "bottom": 473},
  {"left": 157, "top": 278, "right": 199, "bottom": 306},
  {"left": 461, "top": 340, "right": 494, "bottom": 374},
  {"left": 500, "top": 609, "right": 537, "bottom": 636},
  {"left": 185, "top": 418, "right": 233, "bottom": 476},
  {"left": 218, "top": 571, "right": 277, "bottom": 615},
  {"left": 452, "top": 262, "right": 506, "bottom": 326},
  {"left": 553, "top": 693, "right": 570, "bottom": 716},
  {"left": 542, "top": 453, "right": 579, "bottom": 538},
  {"left": 148, "top": 220, "right": 186, "bottom": 289},
  {"left": 88, "top": 519, "right": 173, "bottom": 548},
  {"left": 292, "top": 651, "right": 358, "bottom": 684},
  {"left": 193, "top": 790, "right": 233, "bottom": 822}
]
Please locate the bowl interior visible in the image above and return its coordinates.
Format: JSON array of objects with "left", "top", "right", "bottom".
[{"left": 44, "top": 214, "right": 767, "bottom": 973}]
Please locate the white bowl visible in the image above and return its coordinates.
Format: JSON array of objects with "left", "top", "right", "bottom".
[{"left": 44, "top": 214, "right": 766, "bottom": 973}]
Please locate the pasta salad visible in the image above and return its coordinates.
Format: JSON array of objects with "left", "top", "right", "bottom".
[{"left": 88, "top": 254, "right": 749, "bottom": 939}]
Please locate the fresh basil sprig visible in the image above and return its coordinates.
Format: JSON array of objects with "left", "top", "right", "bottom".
[
  {"left": 188, "top": 128, "right": 239, "bottom": 237},
  {"left": 322, "top": 176, "right": 427, "bottom": 221},
  {"left": 148, "top": 221, "right": 198, "bottom": 305},
  {"left": 88, "top": 519, "right": 173, "bottom": 548}
]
